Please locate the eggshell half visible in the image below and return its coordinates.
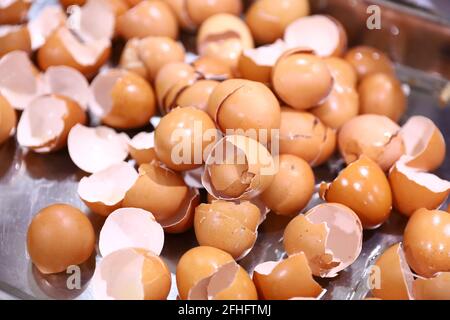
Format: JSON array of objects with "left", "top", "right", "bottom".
[
  {"left": 0, "top": 25, "right": 31, "bottom": 58},
  {"left": 128, "top": 131, "right": 158, "bottom": 165},
  {"left": 27, "top": 5, "right": 66, "bottom": 50},
  {"left": 413, "top": 272, "right": 450, "bottom": 300}
]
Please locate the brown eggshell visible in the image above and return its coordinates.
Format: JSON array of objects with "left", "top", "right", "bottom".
[
  {"left": 359, "top": 73, "right": 407, "bottom": 122},
  {"left": 321, "top": 156, "right": 393, "bottom": 229},
  {"left": 344, "top": 46, "right": 395, "bottom": 81},
  {"left": 279, "top": 108, "right": 336, "bottom": 167},
  {"left": 118, "top": 38, "right": 147, "bottom": 79},
  {"left": 338, "top": 114, "right": 404, "bottom": 171},
  {"left": 116, "top": 0, "right": 178, "bottom": 40},
  {"left": 128, "top": 131, "right": 158, "bottom": 165},
  {"left": 0, "top": 94, "right": 17, "bottom": 145},
  {"left": 260, "top": 154, "right": 314, "bottom": 216},
  {"left": 162, "top": 187, "right": 200, "bottom": 234},
  {"left": 413, "top": 273, "right": 450, "bottom": 300},
  {"left": 272, "top": 51, "right": 333, "bottom": 110},
  {"left": 27, "top": 203, "right": 95, "bottom": 274},
  {"left": 174, "top": 80, "right": 219, "bottom": 112},
  {"left": 192, "top": 56, "right": 233, "bottom": 81},
  {"left": 323, "top": 57, "right": 357, "bottom": 88},
  {"left": 403, "top": 208, "right": 450, "bottom": 278},
  {"left": 0, "top": 0, "right": 31, "bottom": 25},
  {"left": 60, "top": 0, "right": 87, "bottom": 8},
  {"left": 400, "top": 116, "right": 446, "bottom": 172},
  {"left": 389, "top": 159, "right": 450, "bottom": 217},
  {"left": 371, "top": 243, "right": 414, "bottom": 300},
  {"left": 0, "top": 25, "right": 31, "bottom": 58}
]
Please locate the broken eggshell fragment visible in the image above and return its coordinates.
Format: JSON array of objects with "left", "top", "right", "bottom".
[
  {"left": 283, "top": 203, "right": 363, "bottom": 278},
  {"left": 192, "top": 56, "right": 233, "bottom": 81},
  {"left": 0, "top": 94, "right": 17, "bottom": 145},
  {"left": 413, "top": 272, "right": 450, "bottom": 300},
  {"left": 128, "top": 131, "right": 158, "bottom": 165},
  {"left": 27, "top": 5, "right": 66, "bottom": 51},
  {"left": 0, "top": 25, "right": 31, "bottom": 58}
]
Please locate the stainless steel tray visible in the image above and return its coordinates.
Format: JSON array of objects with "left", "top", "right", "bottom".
[{"left": 0, "top": 0, "right": 449, "bottom": 300}]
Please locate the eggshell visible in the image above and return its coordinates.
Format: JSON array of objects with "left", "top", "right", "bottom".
[
  {"left": 17, "top": 95, "right": 87, "bottom": 153},
  {"left": 202, "top": 135, "right": 275, "bottom": 200},
  {"left": 192, "top": 56, "right": 233, "bottom": 81},
  {"left": 128, "top": 131, "right": 158, "bottom": 165},
  {"left": 323, "top": 56, "right": 357, "bottom": 88},
  {"left": 154, "top": 107, "right": 218, "bottom": 171},
  {"left": 260, "top": 154, "right": 315, "bottom": 216},
  {"left": 284, "top": 15, "right": 347, "bottom": 57},
  {"left": 359, "top": 73, "right": 407, "bottom": 122},
  {"left": 403, "top": 208, "right": 450, "bottom": 278},
  {"left": 92, "top": 248, "right": 171, "bottom": 300},
  {"left": 116, "top": 0, "right": 178, "bottom": 40},
  {"left": 389, "top": 159, "right": 450, "bottom": 217},
  {"left": 60, "top": 0, "right": 87, "bottom": 8},
  {"left": 338, "top": 114, "right": 404, "bottom": 171},
  {"left": 0, "top": 0, "right": 31, "bottom": 25},
  {"left": 176, "top": 246, "right": 235, "bottom": 300},
  {"left": 27, "top": 203, "right": 95, "bottom": 274},
  {"left": 207, "top": 79, "right": 281, "bottom": 137},
  {"left": 27, "top": 5, "right": 66, "bottom": 51},
  {"left": 253, "top": 253, "right": 325, "bottom": 300},
  {"left": 272, "top": 50, "right": 333, "bottom": 110},
  {"left": 400, "top": 116, "right": 446, "bottom": 172},
  {"left": 344, "top": 46, "right": 395, "bottom": 81},
  {"left": 163, "top": 187, "right": 200, "bottom": 234},
  {"left": 0, "top": 94, "right": 16, "bottom": 145},
  {"left": 279, "top": 108, "right": 336, "bottom": 167},
  {"left": 78, "top": 162, "right": 138, "bottom": 216},
  {"left": 0, "top": 25, "right": 31, "bottom": 58},
  {"left": 283, "top": 203, "right": 363, "bottom": 277},
  {"left": 413, "top": 272, "right": 450, "bottom": 300},
  {"left": 89, "top": 69, "right": 156, "bottom": 129},
  {"left": 174, "top": 79, "right": 219, "bottom": 112},
  {"left": 98, "top": 207, "right": 164, "bottom": 257},
  {"left": 320, "top": 156, "right": 392, "bottom": 229},
  {"left": 67, "top": 124, "right": 130, "bottom": 173},
  {"left": 371, "top": 243, "right": 414, "bottom": 300}
]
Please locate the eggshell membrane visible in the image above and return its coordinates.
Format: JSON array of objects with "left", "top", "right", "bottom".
[
  {"left": 116, "top": 0, "right": 178, "bottom": 40},
  {"left": 207, "top": 79, "right": 281, "bottom": 137},
  {"left": 192, "top": 56, "right": 233, "bottom": 80},
  {"left": 284, "top": 203, "right": 363, "bottom": 277},
  {"left": 0, "top": 25, "right": 31, "bottom": 58},
  {"left": 194, "top": 200, "right": 260, "bottom": 259},
  {"left": 128, "top": 131, "right": 158, "bottom": 165},
  {"left": 78, "top": 162, "right": 138, "bottom": 216},
  {"left": 0, "top": 0, "right": 31, "bottom": 25},
  {"left": 338, "top": 114, "right": 404, "bottom": 171},
  {"left": 0, "top": 95, "right": 17, "bottom": 145},
  {"left": 99, "top": 207, "right": 164, "bottom": 257},
  {"left": 74, "top": 0, "right": 115, "bottom": 42},
  {"left": 27, "top": 5, "right": 66, "bottom": 51},
  {"left": 92, "top": 248, "right": 171, "bottom": 300},
  {"left": 389, "top": 159, "right": 450, "bottom": 217},
  {"left": 260, "top": 154, "right": 315, "bottom": 216},
  {"left": 403, "top": 208, "right": 450, "bottom": 278},
  {"left": 17, "top": 95, "right": 87, "bottom": 153},
  {"left": 89, "top": 69, "right": 156, "bottom": 129},
  {"left": 154, "top": 107, "right": 218, "bottom": 171},
  {"left": 272, "top": 51, "right": 333, "bottom": 110},
  {"left": 67, "top": 124, "right": 130, "bottom": 173},
  {"left": 284, "top": 15, "right": 347, "bottom": 57},
  {"left": 359, "top": 73, "right": 407, "bottom": 122},
  {"left": 344, "top": 46, "right": 395, "bottom": 81},
  {"left": 321, "top": 156, "right": 393, "bottom": 229},
  {"left": 27, "top": 203, "right": 95, "bottom": 274},
  {"left": 253, "top": 253, "right": 325, "bottom": 300},
  {"left": 413, "top": 272, "right": 450, "bottom": 300},
  {"left": 245, "top": 0, "right": 309, "bottom": 45},
  {"left": 238, "top": 40, "right": 287, "bottom": 83},
  {"left": 279, "top": 108, "right": 336, "bottom": 167},
  {"left": 176, "top": 246, "right": 235, "bottom": 300},
  {"left": 400, "top": 116, "right": 446, "bottom": 172},
  {"left": 175, "top": 80, "right": 219, "bottom": 112},
  {"left": 371, "top": 243, "right": 414, "bottom": 300},
  {"left": 202, "top": 135, "right": 275, "bottom": 200}
]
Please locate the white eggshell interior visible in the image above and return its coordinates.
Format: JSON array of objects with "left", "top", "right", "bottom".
[{"left": 27, "top": 5, "right": 65, "bottom": 50}]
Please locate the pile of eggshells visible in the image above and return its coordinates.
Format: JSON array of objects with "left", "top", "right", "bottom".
[{"left": 0, "top": 0, "right": 448, "bottom": 300}]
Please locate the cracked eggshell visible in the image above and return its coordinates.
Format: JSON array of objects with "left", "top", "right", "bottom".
[
  {"left": 98, "top": 207, "right": 164, "bottom": 257},
  {"left": 284, "top": 15, "right": 347, "bottom": 57},
  {"left": 27, "top": 203, "right": 95, "bottom": 274},
  {"left": 320, "top": 156, "right": 392, "bottom": 229},
  {"left": 0, "top": 25, "right": 31, "bottom": 58},
  {"left": 283, "top": 203, "right": 363, "bottom": 277},
  {"left": 194, "top": 200, "right": 260, "bottom": 259},
  {"left": 128, "top": 131, "right": 158, "bottom": 165},
  {"left": 323, "top": 57, "right": 357, "bottom": 88},
  {"left": 0, "top": 0, "right": 31, "bottom": 25},
  {"left": 89, "top": 69, "right": 156, "bottom": 129},
  {"left": 400, "top": 116, "right": 446, "bottom": 172},
  {"left": 206, "top": 79, "right": 281, "bottom": 138},
  {"left": 174, "top": 79, "right": 219, "bottom": 112},
  {"left": 253, "top": 253, "right": 325, "bottom": 300},
  {"left": 272, "top": 50, "right": 333, "bottom": 110},
  {"left": 389, "top": 159, "right": 450, "bottom": 217},
  {"left": 371, "top": 243, "right": 414, "bottom": 300},
  {"left": 0, "top": 94, "right": 16, "bottom": 145},
  {"left": 27, "top": 5, "right": 66, "bottom": 51},
  {"left": 344, "top": 46, "right": 395, "bottom": 81},
  {"left": 67, "top": 124, "right": 130, "bottom": 173},
  {"left": 202, "top": 135, "right": 275, "bottom": 200},
  {"left": 163, "top": 187, "right": 200, "bottom": 234},
  {"left": 260, "top": 154, "right": 315, "bottom": 216},
  {"left": 192, "top": 56, "right": 233, "bottom": 80},
  {"left": 413, "top": 272, "right": 450, "bottom": 300},
  {"left": 78, "top": 162, "right": 138, "bottom": 216},
  {"left": 279, "top": 108, "right": 336, "bottom": 167},
  {"left": 403, "top": 208, "right": 450, "bottom": 278},
  {"left": 92, "top": 248, "right": 171, "bottom": 300},
  {"left": 17, "top": 95, "right": 87, "bottom": 153},
  {"left": 117, "top": 0, "right": 178, "bottom": 40},
  {"left": 338, "top": 114, "right": 404, "bottom": 171},
  {"left": 176, "top": 246, "right": 235, "bottom": 300}
]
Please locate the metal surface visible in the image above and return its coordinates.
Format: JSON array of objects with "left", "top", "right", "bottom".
[{"left": 0, "top": 0, "right": 449, "bottom": 300}]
